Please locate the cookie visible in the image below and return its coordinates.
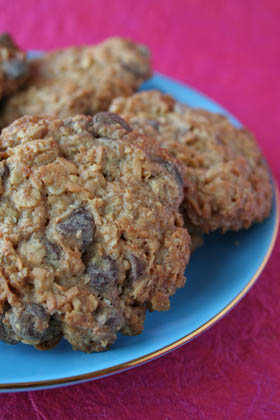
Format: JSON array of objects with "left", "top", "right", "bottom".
[
  {"left": 109, "top": 90, "right": 273, "bottom": 233},
  {"left": 0, "top": 33, "right": 30, "bottom": 101},
  {"left": 0, "top": 112, "right": 190, "bottom": 352},
  {"left": 0, "top": 37, "right": 151, "bottom": 130}
]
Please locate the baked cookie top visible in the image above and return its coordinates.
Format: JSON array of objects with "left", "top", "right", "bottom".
[
  {"left": 0, "top": 112, "right": 190, "bottom": 352},
  {"left": 0, "top": 37, "right": 152, "bottom": 129},
  {"left": 0, "top": 33, "right": 30, "bottom": 101},
  {"left": 110, "top": 90, "right": 273, "bottom": 233}
]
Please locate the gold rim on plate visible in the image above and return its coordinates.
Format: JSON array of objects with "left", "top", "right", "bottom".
[{"left": 1, "top": 182, "right": 279, "bottom": 391}]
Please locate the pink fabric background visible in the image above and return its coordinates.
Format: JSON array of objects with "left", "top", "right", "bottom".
[{"left": 0, "top": 0, "right": 280, "bottom": 418}]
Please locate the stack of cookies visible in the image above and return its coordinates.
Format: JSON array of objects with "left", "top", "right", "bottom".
[{"left": 0, "top": 35, "right": 272, "bottom": 352}]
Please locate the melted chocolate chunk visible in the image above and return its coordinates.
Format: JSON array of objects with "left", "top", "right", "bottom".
[
  {"left": 8, "top": 306, "right": 50, "bottom": 341},
  {"left": 87, "top": 257, "right": 118, "bottom": 292},
  {"left": 36, "top": 316, "right": 62, "bottom": 349},
  {"left": 56, "top": 208, "right": 95, "bottom": 252},
  {"left": 26, "top": 303, "right": 49, "bottom": 321},
  {"left": 127, "top": 254, "right": 145, "bottom": 282},
  {"left": 153, "top": 157, "right": 184, "bottom": 190},
  {"left": 96, "top": 305, "right": 124, "bottom": 331},
  {"left": 93, "top": 112, "right": 132, "bottom": 132}
]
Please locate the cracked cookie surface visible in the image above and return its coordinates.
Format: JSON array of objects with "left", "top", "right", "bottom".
[
  {"left": 110, "top": 90, "right": 273, "bottom": 233},
  {"left": 0, "top": 37, "right": 151, "bottom": 129},
  {"left": 0, "top": 112, "right": 190, "bottom": 352}
]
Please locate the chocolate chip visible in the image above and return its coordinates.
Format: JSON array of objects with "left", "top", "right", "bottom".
[
  {"left": 45, "top": 239, "right": 61, "bottom": 260},
  {"left": 56, "top": 208, "right": 95, "bottom": 252},
  {"left": 127, "top": 254, "right": 145, "bottom": 282},
  {"left": 93, "top": 112, "right": 132, "bottom": 132},
  {"left": 36, "top": 316, "right": 62, "bottom": 349},
  {"left": 26, "top": 303, "right": 48, "bottom": 321},
  {"left": 87, "top": 256, "right": 118, "bottom": 292},
  {"left": 96, "top": 305, "right": 124, "bottom": 331},
  {"left": 121, "top": 62, "right": 148, "bottom": 79},
  {"left": 8, "top": 306, "right": 49, "bottom": 341},
  {"left": 153, "top": 157, "right": 184, "bottom": 190},
  {"left": 2, "top": 60, "right": 28, "bottom": 80}
]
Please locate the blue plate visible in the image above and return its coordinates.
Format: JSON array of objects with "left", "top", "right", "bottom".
[{"left": 0, "top": 72, "right": 278, "bottom": 392}]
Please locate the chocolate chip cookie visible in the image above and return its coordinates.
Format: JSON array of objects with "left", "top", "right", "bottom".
[
  {"left": 0, "top": 112, "right": 190, "bottom": 352},
  {"left": 0, "top": 37, "right": 151, "bottom": 129},
  {"left": 110, "top": 90, "right": 273, "bottom": 233},
  {"left": 0, "top": 33, "right": 30, "bottom": 101}
]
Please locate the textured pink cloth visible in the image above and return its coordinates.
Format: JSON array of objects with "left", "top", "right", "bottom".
[{"left": 0, "top": 0, "right": 280, "bottom": 418}]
